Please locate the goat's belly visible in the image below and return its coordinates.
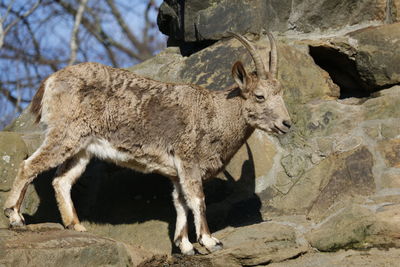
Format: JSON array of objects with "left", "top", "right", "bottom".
[
  {"left": 117, "top": 158, "right": 177, "bottom": 177},
  {"left": 86, "top": 138, "right": 177, "bottom": 177}
]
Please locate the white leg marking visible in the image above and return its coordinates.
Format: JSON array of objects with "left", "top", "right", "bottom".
[
  {"left": 172, "top": 156, "right": 223, "bottom": 253},
  {"left": 172, "top": 181, "right": 194, "bottom": 255},
  {"left": 5, "top": 207, "right": 25, "bottom": 227},
  {"left": 199, "top": 234, "right": 222, "bottom": 252},
  {"left": 180, "top": 237, "right": 194, "bottom": 255},
  {"left": 72, "top": 224, "right": 87, "bottom": 232},
  {"left": 189, "top": 197, "right": 202, "bottom": 239},
  {"left": 173, "top": 190, "right": 188, "bottom": 241}
]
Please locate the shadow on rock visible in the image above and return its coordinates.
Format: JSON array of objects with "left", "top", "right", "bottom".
[{"left": 205, "top": 143, "right": 262, "bottom": 231}]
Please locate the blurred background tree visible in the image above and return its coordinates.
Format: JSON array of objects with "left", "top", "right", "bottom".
[{"left": 0, "top": 0, "right": 166, "bottom": 128}]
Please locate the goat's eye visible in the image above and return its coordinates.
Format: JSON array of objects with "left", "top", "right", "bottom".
[{"left": 255, "top": 94, "right": 265, "bottom": 102}]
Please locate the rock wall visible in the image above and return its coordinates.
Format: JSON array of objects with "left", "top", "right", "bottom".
[
  {"left": 1, "top": 0, "right": 400, "bottom": 266},
  {"left": 158, "top": 0, "right": 400, "bottom": 42}
]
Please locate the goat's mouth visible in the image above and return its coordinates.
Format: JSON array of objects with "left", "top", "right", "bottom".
[
  {"left": 256, "top": 124, "right": 290, "bottom": 135},
  {"left": 272, "top": 124, "right": 289, "bottom": 135}
]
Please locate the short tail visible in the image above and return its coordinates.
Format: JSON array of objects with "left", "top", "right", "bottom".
[{"left": 30, "top": 77, "right": 48, "bottom": 123}]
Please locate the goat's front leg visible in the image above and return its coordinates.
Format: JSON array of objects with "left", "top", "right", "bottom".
[
  {"left": 174, "top": 159, "right": 223, "bottom": 253},
  {"left": 171, "top": 180, "right": 194, "bottom": 255}
]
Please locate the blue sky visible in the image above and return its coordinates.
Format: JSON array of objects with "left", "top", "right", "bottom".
[{"left": 0, "top": 0, "right": 166, "bottom": 128}]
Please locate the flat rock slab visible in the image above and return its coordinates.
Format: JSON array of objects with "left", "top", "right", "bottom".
[{"left": 0, "top": 224, "right": 166, "bottom": 267}]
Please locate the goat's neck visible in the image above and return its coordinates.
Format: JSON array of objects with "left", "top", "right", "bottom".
[{"left": 211, "top": 89, "right": 254, "bottom": 160}]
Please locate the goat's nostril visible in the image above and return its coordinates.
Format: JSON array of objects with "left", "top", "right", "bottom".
[{"left": 283, "top": 120, "right": 292, "bottom": 128}]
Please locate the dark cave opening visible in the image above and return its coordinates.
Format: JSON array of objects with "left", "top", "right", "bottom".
[{"left": 309, "top": 46, "right": 371, "bottom": 99}]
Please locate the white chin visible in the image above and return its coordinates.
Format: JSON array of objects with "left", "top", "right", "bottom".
[
  {"left": 256, "top": 125, "right": 284, "bottom": 135},
  {"left": 256, "top": 125, "right": 272, "bottom": 133}
]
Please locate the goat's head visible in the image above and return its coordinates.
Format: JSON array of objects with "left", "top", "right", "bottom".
[{"left": 230, "top": 32, "right": 292, "bottom": 135}]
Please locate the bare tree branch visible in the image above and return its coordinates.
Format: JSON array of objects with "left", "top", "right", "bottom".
[
  {"left": 2, "top": 43, "right": 64, "bottom": 70},
  {"left": 0, "top": 0, "right": 41, "bottom": 49},
  {"left": 0, "top": 0, "right": 16, "bottom": 49},
  {"left": 105, "top": 0, "right": 152, "bottom": 58},
  {"left": 0, "top": 85, "right": 28, "bottom": 112},
  {"left": 143, "top": 0, "right": 155, "bottom": 47},
  {"left": 68, "top": 0, "right": 89, "bottom": 66},
  {"left": 54, "top": 0, "right": 148, "bottom": 62},
  {"left": 83, "top": 6, "right": 119, "bottom": 67}
]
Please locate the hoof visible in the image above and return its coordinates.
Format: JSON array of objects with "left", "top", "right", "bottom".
[
  {"left": 10, "top": 220, "right": 25, "bottom": 228},
  {"left": 176, "top": 237, "right": 195, "bottom": 255},
  {"left": 208, "top": 241, "right": 223, "bottom": 253},
  {"left": 182, "top": 248, "right": 195, "bottom": 256},
  {"left": 199, "top": 235, "right": 223, "bottom": 253},
  {"left": 4, "top": 208, "right": 13, "bottom": 218},
  {"left": 4, "top": 208, "right": 25, "bottom": 228},
  {"left": 67, "top": 223, "right": 87, "bottom": 232}
]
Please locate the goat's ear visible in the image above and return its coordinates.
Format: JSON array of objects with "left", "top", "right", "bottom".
[{"left": 232, "top": 61, "right": 250, "bottom": 96}]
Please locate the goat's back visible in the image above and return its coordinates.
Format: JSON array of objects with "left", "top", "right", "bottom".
[{"left": 36, "top": 63, "right": 218, "bottom": 157}]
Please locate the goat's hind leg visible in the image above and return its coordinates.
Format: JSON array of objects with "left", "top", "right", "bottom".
[
  {"left": 3, "top": 130, "right": 83, "bottom": 228},
  {"left": 3, "top": 160, "right": 30, "bottom": 227},
  {"left": 52, "top": 151, "right": 91, "bottom": 231}
]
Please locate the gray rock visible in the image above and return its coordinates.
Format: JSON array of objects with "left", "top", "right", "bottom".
[
  {"left": 351, "top": 23, "right": 400, "bottom": 89},
  {"left": 309, "top": 23, "right": 400, "bottom": 92},
  {"left": 158, "top": 0, "right": 399, "bottom": 42},
  {"left": 0, "top": 227, "right": 166, "bottom": 267}
]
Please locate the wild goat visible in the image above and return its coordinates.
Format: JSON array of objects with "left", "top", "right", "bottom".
[{"left": 4, "top": 32, "right": 291, "bottom": 255}]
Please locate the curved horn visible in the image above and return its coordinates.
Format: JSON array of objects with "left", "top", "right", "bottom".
[
  {"left": 228, "top": 32, "right": 267, "bottom": 80},
  {"left": 266, "top": 31, "right": 277, "bottom": 79}
]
